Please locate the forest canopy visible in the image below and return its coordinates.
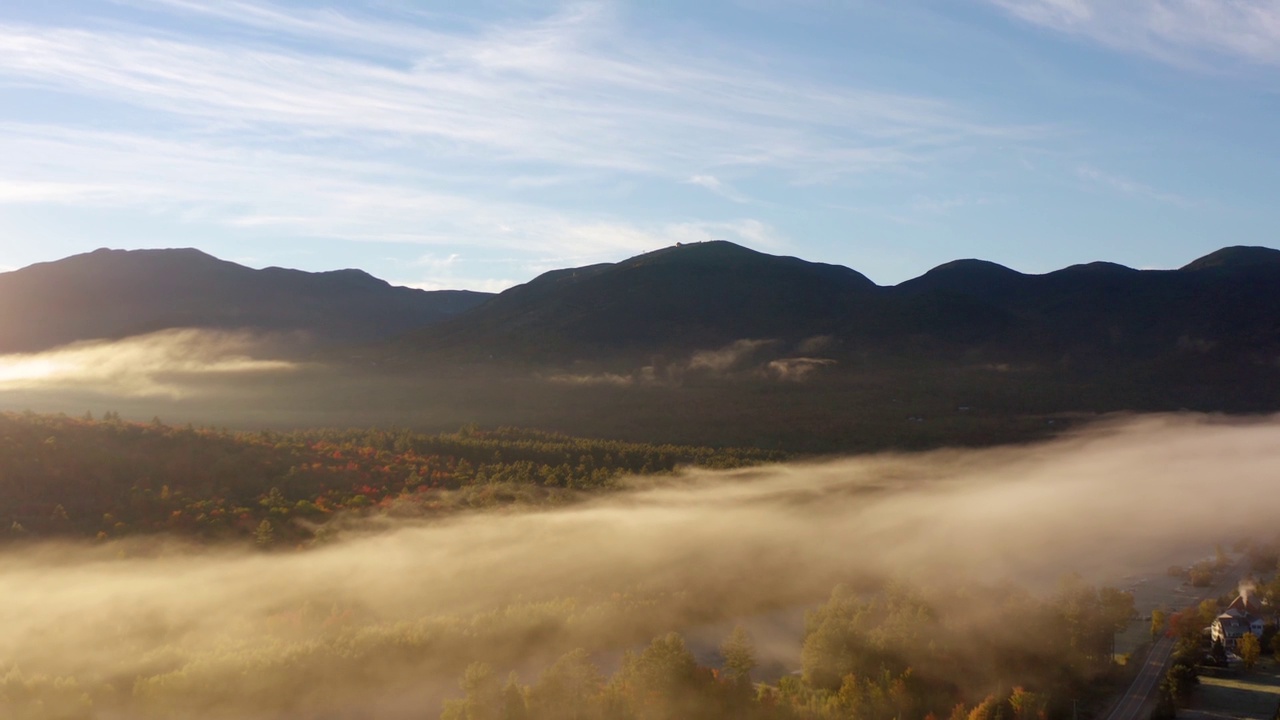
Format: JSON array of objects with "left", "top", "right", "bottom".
[{"left": 0, "top": 411, "right": 779, "bottom": 546}]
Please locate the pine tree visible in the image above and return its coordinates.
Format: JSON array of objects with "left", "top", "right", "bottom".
[
  {"left": 255, "top": 519, "right": 274, "bottom": 548},
  {"left": 721, "top": 625, "right": 757, "bottom": 681}
]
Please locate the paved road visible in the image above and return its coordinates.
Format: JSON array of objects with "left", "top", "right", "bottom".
[
  {"left": 1102, "top": 559, "right": 1246, "bottom": 720},
  {"left": 1104, "top": 635, "right": 1174, "bottom": 720}
]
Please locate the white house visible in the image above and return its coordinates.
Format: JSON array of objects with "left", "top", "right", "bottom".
[{"left": 1210, "top": 592, "right": 1266, "bottom": 650}]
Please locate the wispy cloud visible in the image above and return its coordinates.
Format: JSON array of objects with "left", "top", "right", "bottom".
[
  {"left": 0, "top": 1, "right": 1054, "bottom": 285},
  {"left": 685, "top": 174, "right": 749, "bottom": 203},
  {"left": 909, "top": 194, "right": 1002, "bottom": 214},
  {"left": 1076, "top": 164, "right": 1194, "bottom": 206},
  {"left": 0, "top": 123, "right": 779, "bottom": 257},
  {"left": 984, "top": 0, "right": 1280, "bottom": 69},
  {"left": 0, "top": 3, "right": 1027, "bottom": 178}
]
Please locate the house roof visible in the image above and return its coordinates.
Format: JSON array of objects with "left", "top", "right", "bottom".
[
  {"left": 1227, "top": 593, "right": 1262, "bottom": 616},
  {"left": 1215, "top": 615, "right": 1250, "bottom": 634}
]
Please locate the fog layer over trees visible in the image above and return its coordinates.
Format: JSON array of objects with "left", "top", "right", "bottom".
[{"left": 2, "top": 414, "right": 1278, "bottom": 718}]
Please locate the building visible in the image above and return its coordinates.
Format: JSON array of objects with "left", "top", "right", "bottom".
[{"left": 1210, "top": 592, "right": 1267, "bottom": 650}]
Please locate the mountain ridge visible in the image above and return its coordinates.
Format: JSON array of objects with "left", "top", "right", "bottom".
[
  {"left": 394, "top": 240, "right": 1280, "bottom": 371},
  {"left": 3, "top": 241, "right": 1279, "bottom": 450},
  {"left": 0, "top": 247, "right": 493, "bottom": 354}
]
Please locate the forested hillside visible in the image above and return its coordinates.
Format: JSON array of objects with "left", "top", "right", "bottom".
[
  {"left": 441, "top": 579, "right": 1137, "bottom": 720},
  {"left": 0, "top": 412, "right": 778, "bottom": 545}
]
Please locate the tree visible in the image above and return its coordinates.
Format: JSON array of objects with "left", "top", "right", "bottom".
[
  {"left": 1188, "top": 561, "right": 1214, "bottom": 587},
  {"left": 967, "top": 694, "right": 1004, "bottom": 720},
  {"left": 1150, "top": 677, "right": 1177, "bottom": 720},
  {"left": 501, "top": 672, "right": 528, "bottom": 720},
  {"left": 614, "top": 633, "right": 703, "bottom": 720},
  {"left": 1008, "top": 687, "right": 1046, "bottom": 720},
  {"left": 254, "top": 519, "right": 274, "bottom": 548},
  {"left": 720, "top": 625, "right": 757, "bottom": 682},
  {"left": 1151, "top": 609, "right": 1167, "bottom": 641},
  {"left": 526, "top": 649, "right": 601, "bottom": 720},
  {"left": 1197, "top": 599, "right": 1220, "bottom": 628},
  {"left": 1239, "top": 633, "right": 1261, "bottom": 670},
  {"left": 1211, "top": 638, "right": 1227, "bottom": 666},
  {"left": 442, "top": 662, "right": 504, "bottom": 720},
  {"left": 1100, "top": 587, "right": 1136, "bottom": 632},
  {"left": 1166, "top": 652, "right": 1199, "bottom": 701},
  {"left": 801, "top": 613, "right": 857, "bottom": 689}
]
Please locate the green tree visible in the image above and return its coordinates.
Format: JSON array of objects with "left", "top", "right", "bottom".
[
  {"left": 254, "top": 519, "right": 274, "bottom": 548},
  {"left": 1150, "top": 677, "right": 1177, "bottom": 720},
  {"left": 1166, "top": 652, "right": 1199, "bottom": 701},
  {"left": 720, "top": 625, "right": 757, "bottom": 682},
  {"left": 1239, "top": 633, "right": 1261, "bottom": 670},
  {"left": 614, "top": 633, "right": 702, "bottom": 720},
  {"left": 1211, "top": 638, "right": 1227, "bottom": 665}
]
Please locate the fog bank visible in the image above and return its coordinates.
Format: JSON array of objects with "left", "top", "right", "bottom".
[
  {"left": 3, "top": 414, "right": 1278, "bottom": 717},
  {"left": 0, "top": 329, "right": 297, "bottom": 398}
]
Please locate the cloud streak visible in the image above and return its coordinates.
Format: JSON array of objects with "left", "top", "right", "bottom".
[
  {"left": 0, "top": 7, "right": 1022, "bottom": 175},
  {"left": 0, "top": 1, "right": 1037, "bottom": 275},
  {"left": 984, "top": 0, "right": 1280, "bottom": 69},
  {"left": 1076, "top": 163, "right": 1195, "bottom": 206},
  {"left": 0, "top": 123, "right": 780, "bottom": 258}
]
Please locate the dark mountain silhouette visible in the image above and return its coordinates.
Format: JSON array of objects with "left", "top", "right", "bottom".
[
  {"left": 4, "top": 241, "right": 1279, "bottom": 452},
  {"left": 405, "top": 240, "right": 875, "bottom": 359},
  {"left": 397, "top": 241, "right": 1280, "bottom": 403},
  {"left": 1181, "top": 245, "right": 1280, "bottom": 271},
  {"left": 0, "top": 248, "right": 492, "bottom": 353}
]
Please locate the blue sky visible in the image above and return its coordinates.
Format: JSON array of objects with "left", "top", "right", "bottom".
[{"left": 1, "top": 0, "right": 1278, "bottom": 291}]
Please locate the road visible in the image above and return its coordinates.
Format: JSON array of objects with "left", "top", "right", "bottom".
[
  {"left": 1104, "top": 635, "right": 1174, "bottom": 720},
  {"left": 1102, "top": 559, "right": 1246, "bottom": 720}
]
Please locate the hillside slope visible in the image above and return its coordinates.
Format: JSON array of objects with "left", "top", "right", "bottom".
[
  {"left": 398, "top": 242, "right": 1280, "bottom": 381},
  {"left": 0, "top": 248, "right": 492, "bottom": 353},
  {"left": 400, "top": 240, "right": 875, "bottom": 361}
]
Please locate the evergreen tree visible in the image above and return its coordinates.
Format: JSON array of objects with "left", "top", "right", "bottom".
[{"left": 721, "top": 625, "right": 757, "bottom": 682}]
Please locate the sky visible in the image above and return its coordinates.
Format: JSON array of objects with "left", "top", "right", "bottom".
[{"left": 1, "top": 1, "right": 1278, "bottom": 292}]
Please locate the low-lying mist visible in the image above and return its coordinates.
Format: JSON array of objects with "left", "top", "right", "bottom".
[
  {"left": 4, "top": 414, "right": 1279, "bottom": 718},
  {"left": 0, "top": 329, "right": 298, "bottom": 398}
]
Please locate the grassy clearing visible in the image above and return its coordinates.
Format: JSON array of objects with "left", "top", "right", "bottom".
[{"left": 1184, "top": 657, "right": 1280, "bottom": 720}]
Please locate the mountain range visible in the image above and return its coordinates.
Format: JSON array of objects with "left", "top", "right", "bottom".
[
  {"left": 3, "top": 241, "right": 1279, "bottom": 450},
  {"left": 397, "top": 241, "right": 1280, "bottom": 378},
  {"left": 0, "top": 247, "right": 491, "bottom": 353}
]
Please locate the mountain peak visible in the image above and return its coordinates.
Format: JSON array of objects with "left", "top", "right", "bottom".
[
  {"left": 0, "top": 248, "right": 492, "bottom": 353},
  {"left": 1181, "top": 246, "right": 1280, "bottom": 271},
  {"left": 895, "top": 258, "right": 1024, "bottom": 296},
  {"left": 631, "top": 239, "right": 765, "bottom": 263}
]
